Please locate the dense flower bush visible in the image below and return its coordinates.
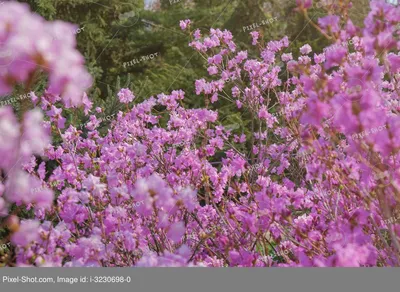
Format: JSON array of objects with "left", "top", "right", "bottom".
[{"left": 1, "top": 0, "right": 400, "bottom": 267}]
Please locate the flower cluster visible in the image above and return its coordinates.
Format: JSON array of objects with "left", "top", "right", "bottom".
[
  {"left": 0, "top": 106, "right": 53, "bottom": 217},
  {"left": 0, "top": 2, "right": 92, "bottom": 107}
]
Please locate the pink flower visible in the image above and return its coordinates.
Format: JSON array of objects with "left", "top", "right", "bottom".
[
  {"left": 296, "top": 0, "right": 312, "bottom": 9},
  {"left": 82, "top": 92, "right": 93, "bottom": 115},
  {"left": 281, "top": 53, "right": 293, "bottom": 62},
  {"left": 0, "top": 107, "right": 19, "bottom": 170},
  {"left": 250, "top": 31, "right": 259, "bottom": 45},
  {"left": 300, "top": 44, "right": 312, "bottom": 55},
  {"left": 167, "top": 222, "right": 185, "bottom": 242},
  {"left": 231, "top": 156, "right": 246, "bottom": 176},
  {"left": 388, "top": 53, "right": 400, "bottom": 73},
  {"left": 259, "top": 106, "right": 277, "bottom": 128},
  {"left": 117, "top": 88, "right": 135, "bottom": 103},
  {"left": 0, "top": 3, "right": 92, "bottom": 107},
  {"left": 178, "top": 187, "right": 198, "bottom": 212},
  {"left": 179, "top": 19, "right": 191, "bottom": 30},
  {"left": 324, "top": 46, "right": 347, "bottom": 69},
  {"left": 20, "top": 109, "right": 51, "bottom": 157},
  {"left": 207, "top": 65, "right": 218, "bottom": 75},
  {"left": 12, "top": 220, "right": 40, "bottom": 246},
  {"left": 300, "top": 98, "right": 330, "bottom": 127},
  {"left": 194, "top": 29, "right": 201, "bottom": 40},
  {"left": 318, "top": 15, "right": 341, "bottom": 33}
]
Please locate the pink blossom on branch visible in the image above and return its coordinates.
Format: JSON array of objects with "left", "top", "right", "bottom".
[{"left": 0, "top": 2, "right": 92, "bottom": 107}]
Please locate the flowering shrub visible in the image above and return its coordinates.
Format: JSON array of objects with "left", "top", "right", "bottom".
[{"left": 1, "top": 1, "right": 400, "bottom": 267}]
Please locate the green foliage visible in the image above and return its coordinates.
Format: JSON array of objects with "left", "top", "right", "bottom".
[{"left": 18, "top": 0, "right": 143, "bottom": 100}]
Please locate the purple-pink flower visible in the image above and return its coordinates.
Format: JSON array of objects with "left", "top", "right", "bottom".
[
  {"left": 179, "top": 19, "right": 191, "bottom": 30},
  {"left": 117, "top": 88, "right": 135, "bottom": 103}
]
